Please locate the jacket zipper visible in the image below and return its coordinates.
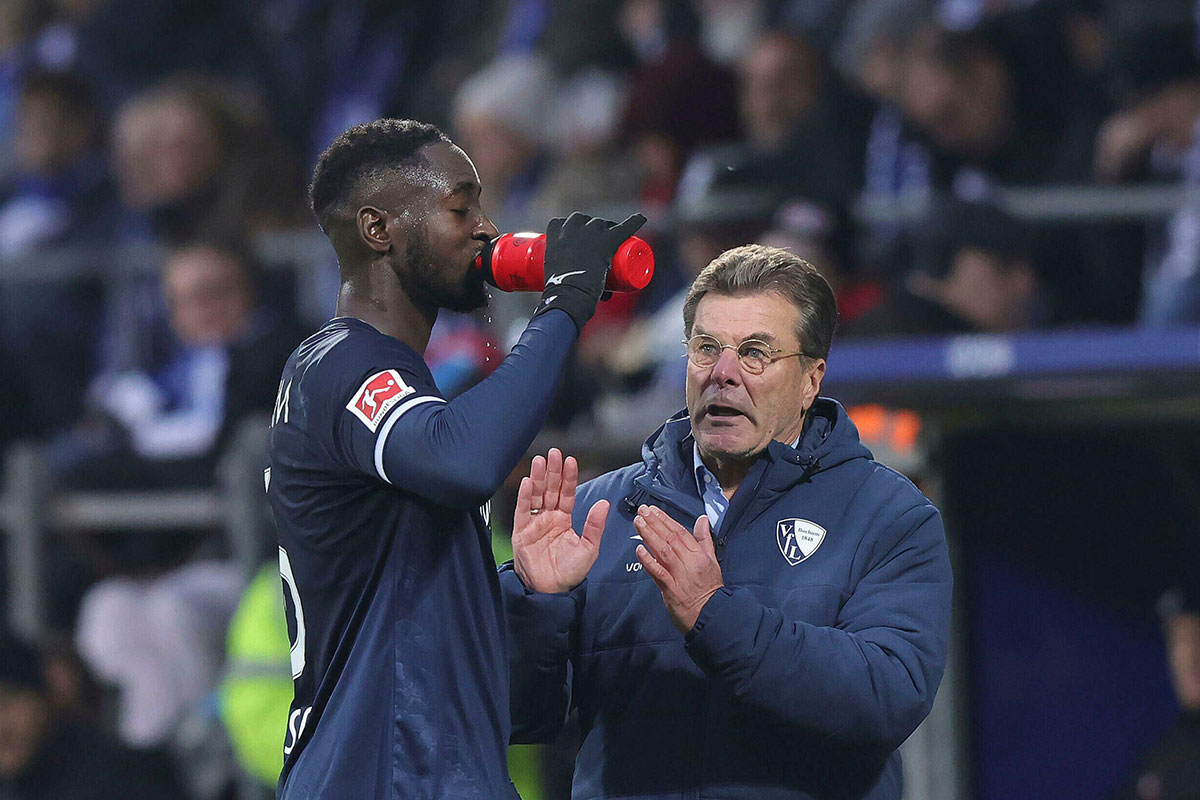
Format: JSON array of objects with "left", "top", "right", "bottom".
[
  {"left": 626, "top": 455, "right": 821, "bottom": 798},
  {"left": 628, "top": 475, "right": 702, "bottom": 522},
  {"left": 711, "top": 467, "right": 768, "bottom": 554},
  {"left": 627, "top": 475, "right": 706, "bottom": 797}
]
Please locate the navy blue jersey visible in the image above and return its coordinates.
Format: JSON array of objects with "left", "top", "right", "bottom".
[{"left": 267, "top": 316, "right": 543, "bottom": 799}]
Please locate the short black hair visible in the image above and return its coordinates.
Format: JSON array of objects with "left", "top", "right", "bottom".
[{"left": 309, "top": 119, "right": 451, "bottom": 234}]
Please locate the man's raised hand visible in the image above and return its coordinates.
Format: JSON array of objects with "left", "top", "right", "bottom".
[
  {"left": 634, "top": 506, "right": 724, "bottom": 633},
  {"left": 512, "top": 448, "right": 608, "bottom": 594}
]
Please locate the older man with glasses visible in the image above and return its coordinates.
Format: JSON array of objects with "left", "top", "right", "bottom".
[{"left": 501, "top": 243, "right": 953, "bottom": 800}]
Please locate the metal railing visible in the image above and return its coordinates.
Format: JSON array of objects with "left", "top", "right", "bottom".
[
  {"left": 0, "top": 416, "right": 271, "bottom": 638},
  {"left": 853, "top": 182, "right": 1190, "bottom": 225}
]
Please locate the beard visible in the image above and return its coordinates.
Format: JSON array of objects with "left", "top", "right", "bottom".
[{"left": 397, "top": 226, "right": 489, "bottom": 313}]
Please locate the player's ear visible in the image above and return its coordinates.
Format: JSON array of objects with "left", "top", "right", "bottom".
[{"left": 357, "top": 206, "right": 393, "bottom": 253}]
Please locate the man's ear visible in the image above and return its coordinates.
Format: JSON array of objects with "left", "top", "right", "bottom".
[
  {"left": 357, "top": 206, "right": 393, "bottom": 253},
  {"left": 804, "top": 359, "right": 826, "bottom": 409}
]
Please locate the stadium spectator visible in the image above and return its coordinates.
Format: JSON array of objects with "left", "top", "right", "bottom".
[
  {"left": 266, "top": 118, "right": 643, "bottom": 797},
  {"left": 1112, "top": 582, "right": 1200, "bottom": 800},
  {"left": 74, "top": 559, "right": 243, "bottom": 756},
  {"left": 0, "top": 2, "right": 52, "bottom": 178},
  {"left": 451, "top": 54, "right": 557, "bottom": 233},
  {"left": 529, "top": 68, "right": 640, "bottom": 235},
  {"left": 838, "top": 0, "right": 930, "bottom": 110},
  {"left": 540, "top": 0, "right": 633, "bottom": 77},
  {"left": 57, "top": 243, "right": 298, "bottom": 773},
  {"left": 846, "top": 200, "right": 1040, "bottom": 337},
  {"left": 739, "top": 30, "right": 821, "bottom": 153},
  {"left": 836, "top": 0, "right": 933, "bottom": 266},
  {"left": 617, "top": 0, "right": 739, "bottom": 214},
  {"left": 693, "top": 0, "right": 770, "bottom": 65},
  {"left": 110, "top": 77, "right": 301, "bottom": 248},
  {"left": 0, "top": 70, "right": 116, "bottom": 255},
  {"left": 0, "top": 70, "right": 115, "bottom": 437},
  {"left": 0, "top": 628, "right": 187, "bottom": 799},
  {"left": 52, "top": 242, "right": 306, "bottom": 490},
  {"left": 898, "top": 20, "right": 1079, "bottom": 193},
  {"left": 997, "top": 0, "right": 1139, "bottom": 326},
  {"left": 26, "top": 0, "right": 252, "bottom": 111},
  {"left": 1095, "top": 20, "right": 1200, "bottom": 326},
  {"left": 733, "top": 28, "right": 873, "bottom": 206},
  {"left": 503, "top": 244, "right": 952, "bottom": 799},
  {"left": 1029, "top": 0, "right": 1113, "bottom": 182}
]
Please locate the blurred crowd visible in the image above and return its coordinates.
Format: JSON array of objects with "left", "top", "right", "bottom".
[{"left": 0, "top": 0, "right": 1199, "bottom": 797}]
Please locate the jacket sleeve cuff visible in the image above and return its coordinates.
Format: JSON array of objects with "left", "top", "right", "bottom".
[
  {"left": 684, "top": 585, "right": 784, "bottom": 677},
  {"left": 499, "top": 565, "right": 581, "bottom": 661}
]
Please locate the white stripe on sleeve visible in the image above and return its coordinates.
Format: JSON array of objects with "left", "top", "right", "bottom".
[{"left": 373, "top": 394, "right": 447, "bottom": 484}]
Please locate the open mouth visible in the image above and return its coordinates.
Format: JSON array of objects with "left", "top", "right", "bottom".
[{"left": 706, "top": 403, "right": 747, "bottom": 420}]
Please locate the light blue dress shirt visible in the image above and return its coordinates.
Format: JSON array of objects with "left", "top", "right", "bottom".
[
  {"left": 693, "top": 441, "right": 730, "bottom": 533},
  {"left": 693, "top": 436, "right": 802, "bottom": 534}
]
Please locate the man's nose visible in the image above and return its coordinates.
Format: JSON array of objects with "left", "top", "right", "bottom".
[{"left": 708, "top": 348, "right": 743, "bottom": 385}]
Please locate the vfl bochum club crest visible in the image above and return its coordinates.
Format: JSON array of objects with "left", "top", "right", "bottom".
[{"left": 776, "top": 518, "right": 826, "bottom": 566}]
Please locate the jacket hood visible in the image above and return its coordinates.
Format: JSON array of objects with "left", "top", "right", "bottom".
[{"left": 637, "top": 397, "right": 874, "bottom": 497}]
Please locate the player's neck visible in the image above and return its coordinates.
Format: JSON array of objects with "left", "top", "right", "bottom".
[{"left": 335, "top": 272, "right": 436, "bottom": 354}]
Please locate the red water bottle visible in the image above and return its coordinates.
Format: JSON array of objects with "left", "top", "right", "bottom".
[{"left": 474, "top": 233, "right": 655, "bottom": 293}]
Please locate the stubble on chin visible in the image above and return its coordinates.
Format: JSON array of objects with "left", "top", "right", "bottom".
[{"left": 398, "top": 230, "right": 489, "bottom": 313}]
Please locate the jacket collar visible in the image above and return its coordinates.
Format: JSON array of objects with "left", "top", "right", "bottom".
[{"left": 634, "top": 398, "right": 872, "bottom": 501}]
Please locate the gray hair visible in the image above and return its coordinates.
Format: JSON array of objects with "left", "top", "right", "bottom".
[{"left": 682, "top": 244, "right": 838, "bottom": 360}]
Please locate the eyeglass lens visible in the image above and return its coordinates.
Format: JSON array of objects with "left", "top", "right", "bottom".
[{"left": 687, "top": 335, "right": 773, "bottom": 374}]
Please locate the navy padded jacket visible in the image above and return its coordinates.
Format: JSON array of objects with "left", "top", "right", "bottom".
[{"left": 501, "top": 398, "right": 953, "bottom": 800}]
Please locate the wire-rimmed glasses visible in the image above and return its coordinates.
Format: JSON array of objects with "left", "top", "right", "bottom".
[{"left": 682, "top": 334, "right": 809, "bottom": 375}]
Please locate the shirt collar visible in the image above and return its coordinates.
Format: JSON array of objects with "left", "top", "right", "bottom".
[
  {"left": 693, "top": 435, "right": 801, "bottom": 496},
  {"left": 693, "top": 440, "right": 712, "bottom": 497}
]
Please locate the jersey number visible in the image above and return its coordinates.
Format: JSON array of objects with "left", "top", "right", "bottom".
[{"left": 278, "top": 546, "right": 306, "bottom": 679}]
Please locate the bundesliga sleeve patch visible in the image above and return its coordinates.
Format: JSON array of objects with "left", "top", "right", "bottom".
[{"left": 346, "top": 369, "right": 416, "bottom": 432}]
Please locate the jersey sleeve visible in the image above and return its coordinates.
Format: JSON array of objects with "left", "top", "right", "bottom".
[
  {"left": 308, "top": 311, "right": 577, "bottom": 510},
  {"left": 332, "top": 351, "right": 446, "bottom": 481},
  {"left": 377, "top": 310, "right": 577, "bottom": 510}
]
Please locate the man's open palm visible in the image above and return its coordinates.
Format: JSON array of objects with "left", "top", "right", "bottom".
[{"left": 512, "top": 448, "right": 608, "bottom": 594}]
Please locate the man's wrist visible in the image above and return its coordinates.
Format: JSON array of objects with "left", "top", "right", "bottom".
[
  {"left": 513, "top": 562, "right": 576, "bottom": 595},
  {"left": 681, "top": 586, "right": 723, "bottom": 634},
  {"left": 533, "top": 285, "right": 599, "bottom": 332}
]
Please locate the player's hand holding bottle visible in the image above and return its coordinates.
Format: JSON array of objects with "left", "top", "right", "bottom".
[{"left": 532, "top": 211, "right": 647, "bottom": 331}]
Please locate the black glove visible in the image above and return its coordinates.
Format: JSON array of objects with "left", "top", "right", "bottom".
[{"left": 532, "top": 211, "right": 647, "bottom": 331}]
